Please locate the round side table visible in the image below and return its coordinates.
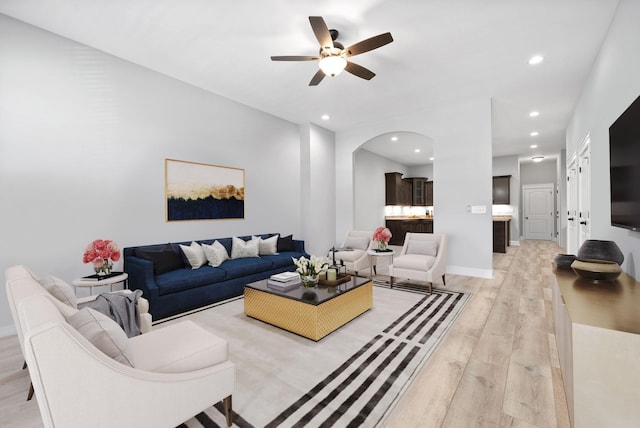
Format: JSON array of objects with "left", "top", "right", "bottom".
[
  {"left": 367, "top": 249, "right": 395, "bottom": 278},
  {"left": 72, "top": 272, "right": 128, "bottom": 296}
]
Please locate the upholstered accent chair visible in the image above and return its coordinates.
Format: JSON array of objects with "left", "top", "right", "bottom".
[
  {"left": 388, "top": 233, "right": 447, "bottom": 293},
  {"left": 5, "top": 265, "right": 152, "bottom": 401},
  {"left": 327, "top": 230, "right": 375, "bottom": 276},
  {"left": 6, "top": 265, "right": 235, "bottom": 427}
]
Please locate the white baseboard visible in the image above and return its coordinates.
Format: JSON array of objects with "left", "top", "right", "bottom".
[
  {"left": 510, "top": 240, "right": 521, "bottom": 246},
  {"left": 447, "top": 265, "right": 494, "bottom": 279},
  {"left": 0, "top": 324, "right": 16, "bottom": 338}
]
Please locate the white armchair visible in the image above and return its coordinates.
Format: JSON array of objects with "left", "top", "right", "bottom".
[
  {"left": 327, "top": 230, "right": 375, "bottom": 276},
  {"left": 388, "top": 233, "right": 447, "bottom": 294},
  {"left": 7, "top": 265, "right": 235, "bottom": 427},
  {"left": 5, "top": 265, "right": 152, "bottom": 400}
]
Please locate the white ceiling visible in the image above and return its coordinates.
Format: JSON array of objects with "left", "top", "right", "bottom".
[{"left": 0, "top": 0, "right": 620, "bottom": 166}]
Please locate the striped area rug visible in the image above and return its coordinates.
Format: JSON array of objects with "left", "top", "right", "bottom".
[{"left": 178, "top": 284, "right": 469, "bottom": 428}]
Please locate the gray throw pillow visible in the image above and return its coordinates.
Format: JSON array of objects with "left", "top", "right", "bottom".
[
  {"left": 39, "top": 275, "right": 77, "bottom": 308},
  {"left": 68, "top": 308, "right": 134, "bottom": 367}
]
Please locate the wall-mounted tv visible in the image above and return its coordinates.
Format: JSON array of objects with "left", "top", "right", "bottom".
[{"left": 609, "top": 93, "right": 640, "bottom": 231}]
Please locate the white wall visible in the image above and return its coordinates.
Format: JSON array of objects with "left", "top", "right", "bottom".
[
  {"left": 336, "top": 98, "right": 494, "bottom": 279},
  {"left": 0, "top": 15, "right": 305, "bottom": 334},
  {"left": 300, "top": 124, "right": 336, "bottom": 255},
  {"left": 566, "top": 0, "right": 640, "bottom": 279},
  {"left": 353, "top": 148, "right": 409, "bottom": 232}
]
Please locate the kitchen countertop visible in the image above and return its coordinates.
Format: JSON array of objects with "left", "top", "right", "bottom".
[
  {"left": 492, "top": 215, "right": 512, "bottom": 221},
  {"left": 385, "top": 216, "right": 433, "bottom": 220}
]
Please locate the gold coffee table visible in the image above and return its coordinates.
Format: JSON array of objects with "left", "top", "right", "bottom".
[{"left": 244, "top": 276, "right": 373, "bottom": 341}]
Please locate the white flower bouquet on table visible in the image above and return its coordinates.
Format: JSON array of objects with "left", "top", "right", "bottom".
[{"left": 292, "top": 255, "right": 328, "bottom": 287}]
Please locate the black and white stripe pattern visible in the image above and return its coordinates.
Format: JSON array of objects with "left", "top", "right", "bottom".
[{"left": 182, "top": 287, "right": 468, "bottom": 428}]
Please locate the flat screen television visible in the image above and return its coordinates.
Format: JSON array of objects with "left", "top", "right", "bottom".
[{"left": 609, "top": 93, "right": 640, "bottom": 231}]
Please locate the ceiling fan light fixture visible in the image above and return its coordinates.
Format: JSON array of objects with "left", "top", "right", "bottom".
[{"left": 319, "top": 56, "right": 347, "bottom": 76}]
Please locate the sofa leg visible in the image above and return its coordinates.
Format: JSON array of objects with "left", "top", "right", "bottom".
[
  {"left": 223, "top": 395, "right": 232, "bottom": 427},
  {"left": 22, "top": 360, "right": 27, "bottom": 370},
  {"left": 442, "top": 274, "right": 446, "bottom": 286},
  {"left": 27, "top": 382, "right": 34, "bottom": 401},
  {"left": 429, "top": 282, "right": 433, "bottom": 295},
  {"left": 390, "top": 276, "right": 394, "bottom": 288}
]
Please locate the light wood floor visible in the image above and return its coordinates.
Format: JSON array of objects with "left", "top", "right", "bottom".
[{"left": 0, "top": 240, "right": 570, "bottom": 427}]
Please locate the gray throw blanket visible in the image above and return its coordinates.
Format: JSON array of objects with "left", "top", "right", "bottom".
[{"left": 80, "top": 290, "right": 143, "bottom": 338}]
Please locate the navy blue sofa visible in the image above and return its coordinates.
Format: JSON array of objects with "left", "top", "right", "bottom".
[{"left": 124, "top": 234, "right": 308, "bottom": 320}]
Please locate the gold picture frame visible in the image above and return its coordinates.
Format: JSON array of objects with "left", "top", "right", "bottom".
[{"left": 165, "top": 158, "right": 245, "bottom": 221}]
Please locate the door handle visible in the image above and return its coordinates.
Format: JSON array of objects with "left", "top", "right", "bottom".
[
  {"left": 580, "top": 221, "right": 587, "bottom": 225},
  {"left": 568, "top": 217, "right": 574, "bottom": 221}
]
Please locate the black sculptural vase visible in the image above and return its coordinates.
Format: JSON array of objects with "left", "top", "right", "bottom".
[{"left": 577, "top": 240, "right": 624, "bottom": 265}]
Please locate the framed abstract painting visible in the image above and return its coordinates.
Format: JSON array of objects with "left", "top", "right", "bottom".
[{"left": 165, "top": 158, "right": 245, "bottom": 221}]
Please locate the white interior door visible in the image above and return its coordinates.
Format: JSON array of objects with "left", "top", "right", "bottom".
[
  {"left": 523, "top": 184, "right": 555, "bottom": 240},
  {"left": 567, "top": 162, "right": 578, "bottom": 253},
  {"left": 578, "top": 148, "right": 591, "bottom": 248}
]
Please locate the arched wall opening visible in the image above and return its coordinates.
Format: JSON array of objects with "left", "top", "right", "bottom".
[{"left": 352, "top": 131, "right": 433, "bottom": 232}]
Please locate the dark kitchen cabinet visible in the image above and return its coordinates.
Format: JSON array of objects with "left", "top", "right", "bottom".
[
  {"left": 425, "top": 181, "right": 434, "bottom": 206},
  {"left": 385, "top": 172, "right": 412, "bottom": 206},
  {"left": 411, "top": 177, "right": 428, "bottom": 206},
  {"left": 386, "top": 219, "right": 434, "bottom": 246},
  {"left": 492, "top": 175, "right": 511, "bottom": 205}
]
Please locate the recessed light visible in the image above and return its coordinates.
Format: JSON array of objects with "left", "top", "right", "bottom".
[
  {"left": 530, "top": 131, "right": 539, "bottom": 137},
  {"left": 321, "top": 114, "right": 330, "bottom": 121},
  {"left": 532, "top": 156, "right": 544, "bottom": 162},
  {"left": 429, "top": 157, "right": 435, "bottom": 161},
  {"left": 414, "top": 149, "right": 421, "bottom": 153},
  {"left": 528, "top": 55, "right": 544, "bottom": 65},
  {"left": 530, "top": 144, "right": 538, "bottom": 149},
  {"left": 391, "top": 136, "right": 398, "bottom": 142},
  {"left": 529, "top": 111, "right": 539, "bottom": 117}
]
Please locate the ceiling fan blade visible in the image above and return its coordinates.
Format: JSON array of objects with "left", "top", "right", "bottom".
[
  {"left": 309, "top": 16, "right": 334, "bottom": 50},
  {"left": 345, "top": 32, "right": 393, "bottom": 57},
  {"left": 345, "top": 61, "right": 376, "bottom": 80},
  {"left": 309, "top": 69, "right": 325, "bottom": 86},
  {"left": 271, "top": 55, "right": 320, "bottom": 61}
]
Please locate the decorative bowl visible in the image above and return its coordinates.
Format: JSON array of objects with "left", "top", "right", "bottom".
[
  {"left": 577, "top": 239, "right": 624, "bottom": 265},
  {"left": 552, "top": 253, "right": 577, "bottom": 270},
  {"left": 571, "top": 259, "right": 622, "bottom": 282}
]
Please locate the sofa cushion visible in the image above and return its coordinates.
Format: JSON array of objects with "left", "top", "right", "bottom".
[
  {"left": 135, "top": 245, "right": 185, "bottom": 275},
  {"left": 277, "top": 234, "right": 294, "bottom": 252},
  {"left": 129, "top": 320, "right": 227, "bottom": 373},
  {"left": 155, "top": 267, "right": 227, "bottom": 296},
  {"left": 255, "top": 234, "right": 279, "bottom": 255},
  {"left": 218, "top": 257, "right": 273, "bottom": 280},
  {"left": 231, "top": 236, "right": 259, "bottom": 259},
  {"left": 202, "top": 240, "right": 229, "bottom": 267},
  {"left": 393, "top": 254, "right": 436, "bottom": 271},
  {"left": 179, "top": 242, "right": 208, "bottom": 269},
  {"left": 407, "top": 240, "right": 438, "bottom": 256},
  {"left": 260, "top": 253, "right": 297, "bottom": 269},
  {"left": 39, "top": 275, "right": 77, "bottom": 308},
  {"left": 68, "top": 307, "right": 134, "bottom": 367}
]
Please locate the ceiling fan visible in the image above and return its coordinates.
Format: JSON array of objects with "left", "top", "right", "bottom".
[{"left": 271, "top": 16, "right": 393, "bottom": 86}]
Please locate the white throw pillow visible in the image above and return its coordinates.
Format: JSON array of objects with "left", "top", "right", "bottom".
[
  {"left": 231, "top": 236, "right": 259, "bottom": 259},
  {"left": 39, "top": 275, "right": 77, "bottom": 308},
  {"left": 202, "top": 240, "right": 229, "bottom": 267},
  {"left": 68, "top": 308, "right": 134, "bottom": 367},
  {"left": 344, "top": 236, "right": 369, "bottom": 250},
  {"left": 254, "top": 234, "right": 279, "bottom": 255},
  {"left": 179, "top": 242, "right": 207, "bottom": 269},
  {"left": 407, "top": 240, "right": 438, "bottom": 256}
]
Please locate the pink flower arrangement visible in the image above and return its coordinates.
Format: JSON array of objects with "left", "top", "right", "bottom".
[
  {"left": 82, "top": 239, "right": 121, "bottom": 268},
  {"left": 372, "top": 227, "right": 392, "bottom": 244}
]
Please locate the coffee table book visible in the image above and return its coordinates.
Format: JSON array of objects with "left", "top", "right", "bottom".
[{"left": 267, "top": 279, "right": 301, "bottom": 291}]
